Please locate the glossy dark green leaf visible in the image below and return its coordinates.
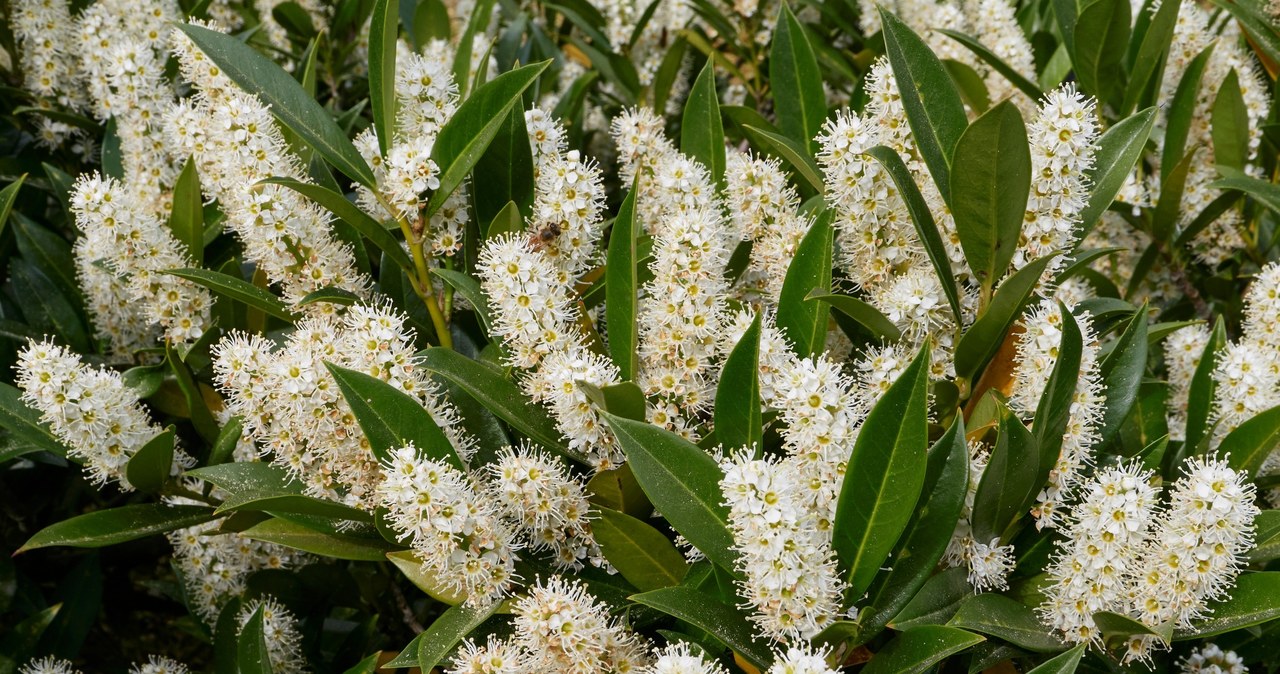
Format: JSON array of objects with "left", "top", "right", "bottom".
[
  {"left": 890, "top": 566, "right": 973, "bottom": 630},
  {"left": 0, "top": 175, "right": 25, "bottom": 239},
  {"left": 18, "top": 504, "right": 217, "bottom": 552},
  {"left": 938, "top": 30, "right": 1043, "bottom": 101},
  {"left": 861, "top": 625, "right": 984, "bottom": 674},
  {"left": 1175, "top": 572, "right": 1280, "bottom": 639},
  {"left": 413, "top": 0, "right": 451, "bottom": 43},
  {"left": 420, "top": 347, "right": 574, "bottom": 459},
  {"left": 296, "top": 286, "right": 361, "bottom": 309},
  {"left": 1096, "top": 306, "right": 1149, "bottom": 444},
  {"left": 124, "top": 427, "right": 175, "bottom": 493},
  {"left": 834, "top": 344, "right": 930, "bottom": 597},
  {"left": 238, "top": 604, "right": 273, "bottom": 674},
  {"left": 948, "top": 593, "right": 1066, "bottom": 652},
  {"left": 11, "top": 259, "right": 89, "bottom": 353},
  {"left": 950, "top": 101, "right": 1030, "bottom": 290},
  {"left": 716, "top": 312, "right": 762, "bottom": 453},
  {"left": 1209, "top": 172, "right": 1280, "bottom": 214},
  {"left": 681, "top": 60, "right": 726, "bottom": 188},
  {"left": 166, "top": 342, "right": 220, "bottom": 443},
  {"left": 777, "top": 210, "right": 834, "bottom": 357},
  {"left": 13, "top": 212, "right": 79, "bottom": 301},
  {"left": 326, "top": 363, "right": 464, "bottom": 470},
  {"left": 741, "top": 124, "right": 825, "bottom": 195},
  {"left": 259, "top": 177, "right": 413, "bottom": 271},
  {"left": 1122, "top": 0, "right": 1179, "bottom": 114},
  {"left": 1184, "top": 317, "right": 1226, "bottom": 452},
  {"left": 369, "top": 0, "right": 398, "bottom": 156},
  {"left": 806, "top": 291, "right": 902, "bottom": 342},
  {"left": 1029, "top": 302, "right": 1082, "bottom": 482},
  {"left": 771, "top": 3, "right": 826, "bottom": 153},
  {"left": 427, "top": 60, "right": 551, "bottom": 217},
  {"left": 969, "top": 403, "right": 1041, "bottom": 544},
  {"left": 1212, "top": 69, "right": 1250, "bottom": 171},
  {"left": 417, "top": 600, "right": 503, "bottom": 671},
  {"left": 1162, "top": 44, "right": 1215, "bottom": 178},
  {"left": 602, "top": 412, "right": 738, "bottom": 573},
  {"left": 474, "top": 105, "right": 535, "bottom": 225},
  {"left": 0, "top": 382, "right": 71, "bottom": 458},
  {"left": 241, "top": 517, "right": 398, "bottom": 560},
  {"left": 579, "top": 381, "right": 647, "bottom": 422},
  {"left": 866, "top": 145, "right": 964, "bottom": 322},
  {"left": 1220, "top": 405, "right": 1280, "bottom": 478},
  {"left": 431, "top": 268, "right": 495, "bottom": 337},
  {"left": 1093, "top": 610, "right": 1170, "bottom": 648},
  {"left": 594, "top": 505, "right": 688, "bottom": 591},
  {"left": 652, "top": 35, "right": 690, "bottom": 115},
  {"left": 166, "top": 268, "right": 296, "bottom": 322},
  {"left": 0, "top": 604, "right": 61, "bottom": 674},
  {"left": 177, "top": 24, "right": 376, "bottom": 187},
  {"left": 1079, "top": 107, "right": 1156, "bottom": 238},
  {"left": 1072, "top": 0, "right": 1130, "bottom": 104},
  {"left": 878, "top": 7, "right": 967, "bottom": 201},
  {"left": 452, "top": 0, "right": 495, "bottom": 95},
  {"left": 1248, "top": 511, "right": 1280, "bottom": 563},
  {"left": 206, "top": 416, "right": 244, "bottom": 467},
  {"left": 169, "top": 157, "right": 204, "bottom": 266},
  {"left": 630, "top": 587, "right": 773, "bottom": 670},
  {"left": 607, "top": 187, "right": 639, "bottom": 380},
  {"left": 1026, "top": 644, "right": 1086, "bottom": 674},
  {"left": 860, "top": 416, "right": 969, "bottom": 642}
]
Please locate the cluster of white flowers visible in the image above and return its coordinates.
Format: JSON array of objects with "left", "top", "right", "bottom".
[
  {"left": 213, "top": 303, "right": 472, "bottom": 507},
  {"left": 70, "top": 173, "right": 213, "bottom": 348},
  {"left": 129, "top": 656, "right": 190, "bottom": 674},
  {"left": 1165, "top": 324, "right": 1213, "bottom": 442},
  {"left": 640, "top": 643, "right": 730, "bottom": 674},
  {"left": 19, "top": 658, "right": 81, "bottom": 674},
  {"left": 169, "top": 520, "right": 309, "bottom": 622},
  {"left": 168, "top": 23, "right": 370, "bottom": 310},
  {"left": 726, "top": 152, "right": 810, "bottom": 305},
  {"left": 239, "top": 597, "right": 309, "bottom": 674},
  {"left": 1211, "top": 264, "right": 1280, "bottom": 449},
  {"left": 10, "top": 0, "right": 91, "bottom": 149},
  {"left": 1181, "top": 644, "right": 1249, "bottom": 674},
  {"left": 1010, "top": 299, "right": 1106, "bottom": 527},
  {"left": 15, "top": 339, "right": 191, "bottom": 489},
  {"left": 600, "top": 0, "right": 693, "bottom": 89},
  {"left": 944, "top": 442, "right": 1016, "bottom": 591},
  {"left": 254, "top": 0, "right": 328, "bottom": 70}
]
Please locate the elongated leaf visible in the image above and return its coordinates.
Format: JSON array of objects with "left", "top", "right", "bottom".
[
  {"left": 18, "top": 504, "right": 217, "bottom": 552},
  {"left": 0, "top": 175, "right": 25, "bottom": 239},
  {"left": 1096, "top": 307, "right": 1149, "bottom": 444},
  {"left": 861, "top": 625, "right": 984, "bottom": 674},
  {"left": 777, "top": 211, "right": 833, "bottom": 356},
  {"left": 383, "top": 634, "right": 427, "bottom": 669},
  {"left": 1209, "top": 173, "right": 1280, "bottom": 214},
  {"left": 681, "top": 60, "right": 726, "bottom": 188},
  {"left": 1221, "top": 406, "right": 1280, "bottom": 478},
  {"left": 1184, "top": 317, "right": 1226, "bottom": 452},
  {"left": 741, "top": 124, "right": 825, "bottom": 195},
  {"left": 325, "top": 363, "right": 463, "bottom": 470},
  {"left": 418, "top": 600, "right": 503, "bottom": 671},
  {"left": 1175, "top": 572, "right": 1280, "bottom": 639},
  {"left": 1079, "top": 108, "right": 1156, "bottom": 237},
  {"left": 602, "top": 413, "right": 738, "bottom": 573},
  {"left": 241, "top": 517, "right": 398, "bottom": 560},
  {"left": 166, "top": 268, "right": 296, "bottom": 321},
  {"left": 473, "top": 105, "right": 535, "bottom": 224},
  {"left": 1249, "top": 511, "right": 1280, "bottom": 563},
  {"left": 890, "top": 567, "right": 973, "bottom": 630},
  {"left": 420, "top": 348, "right": 574, "bottom": 458},
  {"left": 1030, "top": 303, "right": 1082, "bottom": 481},
  {"left": 954, "top": 254, "right": 1055, "bottom": 383},
  {"left": 1026, "top": 644, "right": 1086, "bottom": 674},
  {"left": 866, "top": 145, "right": 964, "bottom": 323},
  {"left": 1211, "top": 74, "right": 1250, "bottom": 167},
  {"left": 11, "top": 259, "right": 89, "bottom": 353},
  {"left": 169, "top": 158, "right": 204, "bottom": 266},
  {"left": 593, "top": 506, "right": 688, "bottom": 591},
  {"left": 1073, "top": 0, "right": 1130, "bottom": 104},
  {"left": 970, "top": 404, "right": 1040, "bottom": 543},
  {"left": 219, "top": 491, "right": 371, "bottom": 522},
  {"left": 950, "top": 101, "right": 1030, "bottom": 290},
  {"left": 427, "top": 61, "right": 551, "bottom": 217},
  {"left": 1093, "top": 611, "right": 1170, "bottom": 648},
  {"left": 238, "top": 605, "right": 272, "bottom": 674},
  {"left": 630, "top": 587, "right": 773, "bottom": 670},
  {"left": 260, "top": 177, "right": 413, "bottom": 271},
  {"left": 0, "top": 382, "right": 71, "bottom": 458},
  {"left": 369, "top": 0, "right": 397, "bottom": 156},
  {"left": 806, "top": 291, "right": 902, "bottom": 341},
  {"left": 388, "top": 550, "right": 470, "bottom": 605},
  {"left": 1162, "top": 44, "right": 1215, "bottom": 178},
  {"left": 166, "top": 342, "right": 220, "bottom": 443},
  {"left": 860, "top": 416, "right": 969, "bottom": 642},
  {"left": 716, "top": 312, "right": 762, "bottom": 453},
  {"left": 878, "top": 8, "right": 967, "bottom": 201},
  {"left": 186, "top": 460, "right": 296, "bottom": 491},
  {"left": 938, "top": 30, "right": 1043, "bottom": 101},
  {"left": 1122, "top": 0, "right": 1179, "bottom": 114},
  {"left": 771, "top": 3, "right": 826, "bottom": 153},
  {"left": 177, "top": 24, "right": 376, "bottom": 187},
  {"left": 834, "top": 344, "right": 930, "bottom": 597},
  {"left": 949, "top": 593, "right": 1066, "bottom": 652},
  {"left": 607, "top": 187, "right": 639, "bottom": 380},
  {"left": 124, "top": 427, "right": 175, "bottom": 493}
]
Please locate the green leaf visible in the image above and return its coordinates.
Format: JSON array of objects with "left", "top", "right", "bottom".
[
  {"left": 593, "top": 505, "right": 689, "bottom": 591},
  {"left": 1078, "top": 108, "right": 1156, "bottom": 238},
  {"left": 420, "top": 348, "right": 574, "bottom": 459},
  {"left": 297, "top": 286, "right": 361, "bottom": 308},
  {"left": 806, "top": 291, "right": 902, "bottom": 342},
  {"left": 238, "top": 603, "right": 273, "bottom": 674},
  {"left": 861, "top": 625, "right": 984, "bottom": 674},
  {"left": 1092, "top": 610, "right": 1170, "bottom": 648},
  {"left": 1248, "top": 511, "right": 1280, "bottom": 563},
  {"left": 629, "top": 587, "right": 773, "bottom": 670},
  {"left": 452, "top": 0, "right": 495, "bottom": 95},
  {"left": 417, "top": 600, "right": 502, "bottom": 672},
  {"left": 325, "top": 363, "right": 464, "bottom": 470},
  {"left": 1026, "top": 644, "right": 1086, "bottom": 674},
  {"left": 860, "top": 416, "right": 969, "bottom": 642},
  {"left": 1208, "top": 172, "right": 1280, "bottom": 214},
  {"left": 369, "top": 0, "right": 398, "bottom": 156},
  {"left": 427, "top": 60, "right": 552, "bottom": 217},
  {"left": 10, "top": 259, "right": 89, "bottom": 353},
  {"left": 1175, "top": 572, "right": 1280, "bottom": 639},
  {"left": 177, "top": 24, "right": 377, "bottom": 188},
  {"left": 485, "top": 200, "right": 525, "bottom": 240},
  {"left": 0, "top": 175, "right": 25, "bottom": 239},
  {"left": 1095, "top": 306, "right": 1149, "bottom": 444},
  {"left": 1029, "top": 303, "right": 1082, "bottom": 482},
  {"left": 1184, "top": 316, "right": 1226, "bottom": 452},
  {"left": 383, "top": 634, "right": 427, "bottom": 668},
  {"left": 890, "top": 566, "right": 973, "bottom": 630},
  {"left": 18, "top": 504, "right": 217, "bottom": 553},
  {"left": 12, "top": 212, "right": 80, "bottom": 304},
  {"left": 653, "top": 35, "right": 690, "bottom": 115},
  {"left": 606, "top": 187, "right": 640, "bottom": 380},
  {"left": 431, "top": 268, "right": 496, "bottom": 337},
  {"left": 950, "top": 101, "right": 1030, "bottom": 290},
  {"left": 413, "top": 0, "right": 451, "bottom": 44},
  {"left": 0, "top": 382, "right": 71, "bottom": 458},
  {"left": 388, "top": 550, "right": 472, "bottom": 605},
  {"left": 1122, "top": 0, "right": 1179, "bottom": 114},
  {"left": 741, "top": 124, "right": 825, "bottom": 195},
  {"left": 602, "top": 412, "right": 738, "bottom": 573},
  {"left": 942, "top": 59, "right": 991, "bottom": 115},
  {"left": 241, "top": 517, "right": 398, "bottom": 560},
  {"left": 969, "top": 403, "right": 1041, "bottom": 544},
  {"left": 681, "top": 60, "right": 726, "bottom": 189},
  {"left": 124, "top": 427, "right": 175, "bottom": 493},
  {"left": 878, "top": 7, "right": 967, "bottom": 202},
  {"left": 777, "top": 210, "right": 834, "bottom": 357},
  {"left": 1162, "top": 44, "right": 1215, "bottom": 178},
  {"left": 948, "top": 593, "right": 1066, "bottom": 652},
  {"left": 1220, "top": 405, "right": 1280, "bottom": 478},
  {"left": 0, "top": 604, "right": 62, "bottom": 674},
  {"left": 579, "top": 382, "right": 647, "bottom": 421},
  {"left": 833, "top": 344, "right": 930, "bottom": 598},
  {"left": 771, "top": 3, "right": 826, "bottom": 153},
  {"left": 169, "top": 158, "right": 204, "bottom": 266},
  {"left": 715, "top": 312, "right": 762, "bottom": 453},
  {"left": 259, "top": 177, "right": 413, "bottom": 272},
  {"left": 473, "top": 105, "right": 535, "bottom": 225},
  {"left": 866, "top": 145, "right": 965, "bottom": 330},
  {"left": 1072, "top": 0, "right": 1130, "bottom": 104},
  {"left": 166, "top": 268, "right": 297, "bottom": 322},
  {"left": 166, "top": 342, "right": 220, "bottom": 444},
  {"left": 937, "top": 30, "right": 1043, "bottom": 101},
  {"left": 954, "top": 254, "right": 1057, "bottom": 383}
]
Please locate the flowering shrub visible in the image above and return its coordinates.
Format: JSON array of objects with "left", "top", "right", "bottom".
[{"left": 1, "top": 0, "right": 1280, "bottom": 671}]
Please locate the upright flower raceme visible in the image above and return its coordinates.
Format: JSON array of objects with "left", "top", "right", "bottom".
[
  {"left": 511, "top": 577, "right": 651, "bottom": 674},
  {"left": 1181, "top": 644, "right": 1249, "bottom": 674},
  {"left": 11, "top": 0, "right": 90, "bottom": 149},
  {"left": 168, "top": 519, "right": 308, "bottom": 622},
  {"left": 1165, "top": 324, "right": 1212, "bottom": 442},
  {"left": 239, "top": 597, "right": 308, "bottom": 674},
  {"left": 726, "top": 151, "right": 809, "bottom": 305}
]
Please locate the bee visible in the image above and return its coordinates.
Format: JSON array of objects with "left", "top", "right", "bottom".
[{"left": 529, "top": 221, "right": 562, "bottom": 251}]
